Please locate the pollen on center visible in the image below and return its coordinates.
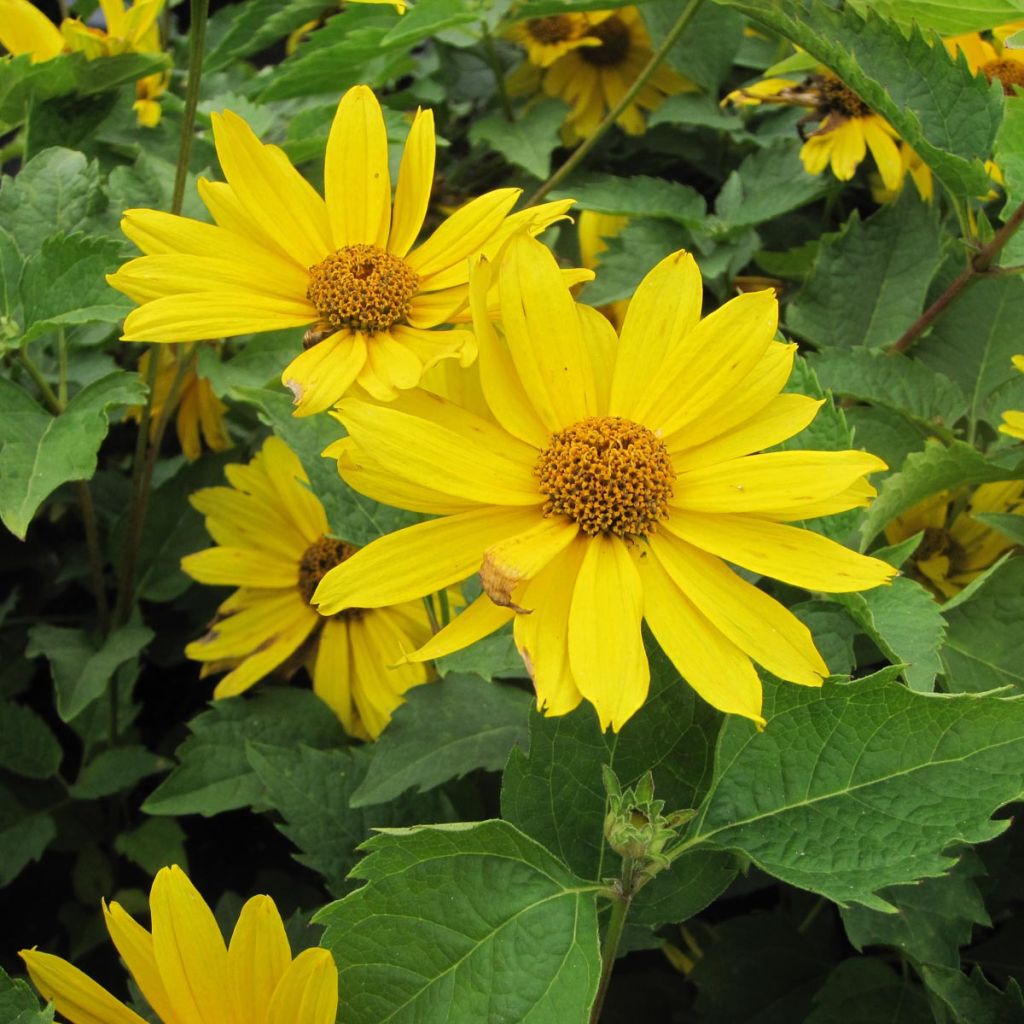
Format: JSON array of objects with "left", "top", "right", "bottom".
[
  {"left": 535, "top": 416, "right": 675, "bottom": 540},
  {"left": 306, "top": 244, "right": 419, "bottom": 335},
  {"left": 299, "top": 536, "right": 359, "bottom": 610},
  {"left": 527, "top": 15, "right": 576, "bottom": 44},
  {"left": 981, "top": 58, "right": 1024, "bottom": 94}
]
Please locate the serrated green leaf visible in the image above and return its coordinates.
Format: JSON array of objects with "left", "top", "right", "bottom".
[
  {"left": 842, "top": 851, "right": 990, "bottom": 969},
  {"left": 716, "top": 0, "right": 1001, "bottom": 197},
  {"left": 204, "top": 0, "right": 330, "bottom": 71},
  {"left": 143, "top": 688, "right": 347, "bottom": 816},
  {"left": 975, "top": 511, "right": 1024, "bottom": 544},
  {"left": 807, "top": 958, "right": 933, "bottom": 1023},
  {"left": 0, "top": 702, "right": 61, "bottom": 780},
  {"left": 683, "top": 674, "right": 1024, "bottom": 909},
  {"left": 859, "top": 440, "right": 1023, "bottom": 545},
  {"left": 550, "top": 171, "right": 707, "bottom": 227},
  {"left": 921, "top": 966, "right": 1024, "bottom": 1023},
  {"left": 316, "top": 819, "right": 601, "bottom": 1024},
  {"left": 114, "top": 818, "right": 188, "bottom": 876},
  {"left": 351, "top": 675, "right": 530, "bottom": 807},
  {"left": 26, "top": 624, "right": 153, "bottom": 722},
  {"left": 231, "top": 386, "right": 417, "bottom": 545},
  {"left": 469, "top": 99, "right": 567, "bottom": 180},
  {"left": 0, "top": 966, "right": 54, "bottom": 1024},
  {"left": 792, "top": 601, "right": 860, "bottom": 676},
  {"left": 852, "top": 0, "right": 1024, "bottom": 35},
  {"left": 941, "top": 557, "right": 1024, "bottom": 692},
  {"left": 0, "top": 781, "right": 55, "bottom": 887},
  {"left": 787, "top": 195, "right": 944, "bottom": 350},
  {"left": 69, "top": 745, "right": 166, "bottom": 799},
  {"left": 643, "top": 1, "right": 744, "bottom": 90},
  {"left": 0, "top": 371, "right": 147, "bottom": 539}
]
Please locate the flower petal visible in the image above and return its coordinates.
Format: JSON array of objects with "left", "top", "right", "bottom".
[
  {"left": 405, "top": 592, "right": 514, "bottom": 663},
  {"left": 389, "top": 107, "right": 436, "bottom": 257},
  {"left": 20, "top": 950, "right": 148, "bottom": 1024},
  {"left": 312, "top": 618, "right": 363, "bottom": 738},
  {"left": 266, "top": 948, "right": 338, "bottom": 1024},
  {"left": 863, "top": 117, "right": 903, "bottom": 192},
  {"left": 282, "top": 331, "right": 367, "bottom": 417},
  {"left": 181, "top": 546, "right": 298, "bottom": 588},
  {"left": 185, "top": 591, "right": 311, "bottom": 661},
  {"left": 228, "top": 896, "right": 292, "bottom": 1024},
  {"left": 481, "top": 516, "right": 580, "bottom": 607}
]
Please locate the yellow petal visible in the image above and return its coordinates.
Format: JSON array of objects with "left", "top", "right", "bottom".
[
  {"left": 649, "top": 532, "right": 827, "bottom": 685},
  {"left": 389, "top": 108, "right": 435, "bottom": 257},
  {"left": 282, "top": 332, "right": 367, "bottom": 417},
  {"left": 359, "top": 329, "right": 425, "bottom": 398},
  {"left": 863, "top": 116, "right": 903, "bottom": 193},
  {"left": 568, "top": 536, "right": 648, "bottom": 731},
  {"left": 639, "top": 553, "right": 764, "bottom": 723},
  {"left": 150, "top": 865, "right": 233, "bottom": 1024},
  {"left": 0, "top": 0, "right": 64, "bottom": 59},
  {"left": 325, "top": 85, "right": 391, "bottom": 249},
  {"left": 266, "top": 948, "right": 338, "bottom": 1024},
  {"left": 405, "top": 284, "right": 468, "bottom": 328},
  {"left": 312, "top": 618, "right": 361, "bottom": 737},
  {"left": 196, "top": 179, "right": 286, "bottom": 256},
  {"left": 181, "top": 546, "right": 298, "bottom": 588},
  {"left": 228, "top": 896, "right": 292, "bottom": 1024},
  {"left": 480, "top": 517, "right": 580, "bottom": 607},
  {"left": 610, "top": 249, "right": 703, "bottom": 419},
  {"left": 313, "top": 506, "right": 539, "bottom": 613},
  {"left": 185, "top": 591, "right": 310, "bottom": 661},
  {"left": 800, "top": 130, "right": 833, "bottom": 176},
  {"left": 664, "top": 510, "right": 898, "bottom": 592},
  {"left": 405, "top": 592, "right": 514, "bottom": 663},
  {"left": 20, "top": 950, "right": 148, "bottom": 1024}
]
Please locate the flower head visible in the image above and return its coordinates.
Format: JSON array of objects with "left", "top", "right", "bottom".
[
  {"left": 108, "top": 85, "right": 572, "bottom": 416},
  {"left": 182, "top": 435, "right": 441, "bottom": 739},
  {"left": 1001, "top": 355, "right": 1024, "bottom": 440},
  {"left": 20, "top": 864, "right": 338, "bottom": 1024},
  {"left": 314, "top": 234, "right": 895, "bottom": 731},
  {"left": 884, "top": 482, "right": 1024, "bottom": 600},
  {"left": 947, "top": 23, "right": 1024, "bottom": 94},
  {"left": 507, "top": 12, "right": 601, "bottom": 67}
]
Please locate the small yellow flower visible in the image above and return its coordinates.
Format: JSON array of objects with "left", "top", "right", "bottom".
[
  {"left": 0, "top": 0, "right": 169, "bottom": 125},
  {"left": 577, "top": 209, "right": 630, "bottom": 329},
  {"left": 884, "top": 482, "right": 1024, "bottom": 600},
  {"left": 947, "top": 24, "right": 1024, "bottom": 94},
  {"left": 108, "top": 85, "right": 572, "bottom": 417},
  {"left": 182, "top": 435, "right": 444, "bottom": 739},
  {"left": 128, "top": 346, "right": 231, "bottom": 461},
  {"left": 21, "top": 864, "right": 338, "bottom": 1024},
  {"left": 313, "top": 234, "right": 895, "bottom": 731},
  {"left": 514, "top": 7, "right": 691, "bottom": 141},
  {"left": 507, "top": 12, "right": 601, "bottom": 67},
  {"left": 1001, "top": 354, "right": 1024, "bottom": 440}
]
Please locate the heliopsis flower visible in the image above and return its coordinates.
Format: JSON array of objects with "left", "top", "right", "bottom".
[
  {"left": 578, "top": 209, "right": 629, "bottom": 329},
  {"left": 0, "top": 0, "right": 168, "bottom": 125},
  {"left": 107, "top": 85, "right": 572, "bottom": 417},
  {"left": 1001, "top": 355, "right": 1024, "bottom": 440},
  {"left": 514, "top": 7, "right": 691, "bottom": 141},
  {"left": 725, "top": 70, "right": 931, "bottom": 198},
  {"left": 947, "top": 24, "right": 1024, "bottom": 94},
  {"left": 182, "top": 435, "right": 442, "bottom": 739},
  {"left": 128, "top": 346, "right": 231, "bottom": 461},
  {"left": 313, "top": 234, "right": 895, "bottom": 730},
  {"left": 884, "top": 482, "right": 1024, "bottom": 600},
  {"left": 21, "top": 865, "right": 338, "bottom": 1024}
]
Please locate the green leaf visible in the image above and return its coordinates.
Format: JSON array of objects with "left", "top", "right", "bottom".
[
  {"left": 316, "top": 820, "right": 601, "bottom": 1024},
  {"left": 378, "top": 0, "right": 479, "bottom": 46},
  {"left": 550, "top": 171, "right": 707, "bottom": 228},
  {"left": 851, "top": 0, "right": 1024, "bottom": 35},
  {"left": 807, "top": 959, "right": 933, "bottom": 1023},
  {"left": 975, "top": 512, "right": 1024, "bottom": 545},
  {"left": 0, "top": 702, "right": 62, "bottom": 780},
  {"left": 644, "top": 1, "right": 744, "bottom": 90},
  {"left": 0, "top": 371, "right": 148, "bottom": 539},
  {"left": 17, "top": 233, "right": 130, "bottom": 344},
  {"left": 578, "top": 218, "right": 685, "bottom": 307},
  {"left": 69, "top": 745, "right": 166, "bottom": 799},
  {"left": 808, "top": 348, "right": 966, "bottom": 433},
  {"left": 841, "top": 851, "right": 990, "bottom": 969},
  {"left": 204, "top": 0, "right": 330, "bottom": 71},
  {"left": 941, "top": 557, "right": 1024, "bottom": 693},
  {"left": 716, "top": 0, "right": 1001, "bottom": 197},
  {"left": 114, "top": 818, "right": 189, "bottom": 876},
  {"left": 0, "top": 965, "right": 54, "bottom": 1024},
  {"left": 833, "top": 576, "right": 947, "bottom": 692},
  {"left": 921, "top": 966, "right": 1024, "bottom": 1023},
  {"left": 859, "top": 440, "right": 1023, "bottom": 545},
  {"left": 143, "top": 688, "right": 348, "bottom": 817},
  {"left": 26, "top": 624, "right": 153, "bottom": 722},
  {"left": 469, "top": 99, "right": 568, "bottom": 180},
  {"left": 0, "top": 781, "right": 55, "bottom": 887},
  {"left": 684, "top": 673, "right": 1024, "bottom": 909},
  {"left": 787, "top": 195, "right": 944, "bottom": 351},
  {"left": 792, "top": 601, "right": 860, "bottom": 676},
  {"left": 435, "top": 622, "right": 527, "bottom": 681},
  {"left": 231, "top": 386, "right": 417, "bottom": 545},
  {"left": 351, "top": 674, "right": 530, "bottom": 807}
]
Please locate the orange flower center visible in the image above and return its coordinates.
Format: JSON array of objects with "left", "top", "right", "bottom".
[
  {"left": 981, "top": 58, "right": 1024, "bottom": 94},
  {"left": 527, "top": 15, "right": 576, "bottom": 44},
  {"left": 818, "top": 75, "right": 870, "bottom": 117},
  {"left": 299, "top": 537, "right": 360, "bottom": 616},
  {"left": 535, "top": 416, "right": 675, "bottom": 539},
  {"left": 306, "top": 244, "right": 419, "bottom": 334},
  {"left": 579, "top": 15, "right": 631, "bottom": 68}
]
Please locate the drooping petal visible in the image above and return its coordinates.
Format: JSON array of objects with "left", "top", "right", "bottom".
[
  {"left": 20, "top": 950, "right": 148, "bottom": 1024},
  {"left": 325, "top": 85, "right": 391, "bottom": 249},
  {"left": 828, "top": 118, "right": 868, "bottom": 180},
  {"left": 184, "top": 591, "right": 312, "bottom": 661},
  {"left": 266, "top": 948, "right": 338, "bottom": 1024},
  {"left": 863, "top": 116, "right": 903, "bottom": 192},
  {"left": 312, "top": 618, "right": 362, "bottom": 739},
  {"left": 404, "top": 592, "right": 514, "bottom": 663},
  {"left": 388, "top": 108, "right": 436, "bottom": 257},
  {"left": 228, "top": 896, "right": 292, "bottom": 1024}
]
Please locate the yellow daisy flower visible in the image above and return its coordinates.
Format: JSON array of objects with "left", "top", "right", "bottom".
[
  {"left": 947, "top": 24, "right": 1024, "bottom": 94},
  {"left": 0, "top": 0, "right": 168, "bottom": 125},
  {"left": 21, "top": 864, "right": 338, "bottom": 1024},
  {"left": 128, "top": 346, "right": 231, "bottom": 461},
  {"left": 182, "top": 435, "right": 441, "bottom": 740},
  {"left": 1000, "top": 354, "right": 1024, "bottom": 440},
  {"left": 578, "top": 208, "right": 630, "bottom": 329},
  {"left": 884, "top": 482, "right": 1024, "bottom": 600},
  {"left": 107, "top": 85, "right": 573, "bottom": 417},
  {"left": 313, "top": 234, "right": 895, "bottom": 731},
  {"left": 507, "top": 12, "right": 601, "bottom": 68},
  {"left": 522, "top": 7, "right": 691, "bottom": 141}
]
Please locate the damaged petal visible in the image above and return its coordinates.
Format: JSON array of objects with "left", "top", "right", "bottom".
[{"left": 480, "top": 551, "right": 532, "bottom": 614}]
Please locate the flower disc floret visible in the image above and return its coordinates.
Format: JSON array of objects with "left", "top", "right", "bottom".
[
  {"left": 299, "top": 536, "right": 357, "bottom": 603},
  {"left": 307, "top": 244, "right": 419, "bottom": 334},
  {"left": 536, "top": 416, "right": 675, "bottom": 539},
  {"left": 580, "top": 14, "right": 631, "bottom": 66},
  {"left": 527, "top": 15, "right": 576, "bottom": 43},
  {"left": 982, "top": 58, "right": 1024, "bottom": 93},
  {"left": 819, "top": 75, "right": 870, "bottom": 117}
]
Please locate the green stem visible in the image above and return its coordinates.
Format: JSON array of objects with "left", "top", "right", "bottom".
[
  {"left": 481, "top": 24, "right": 515, "bottom": 122},
  {"left": 588, "top": 859, "right": 635, "bottom": 1024},
  {"left": 171, "top": 0, "right": 210, "bottom": 218},
  {"left": 524, "top": 0, "right": 706, "bottom": 207},
  {"left": 19, "top": 348, "right": 61, "bottom": 413},
  {"left": 57, "top": 329, "right": 68, "bottom": 407}
]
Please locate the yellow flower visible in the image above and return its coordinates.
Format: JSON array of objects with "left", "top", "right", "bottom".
[
  {"left": 1000, "top": 354, "right": 1024, "bottom": 440},
  {"left": 107, "top": 85, "right": 571, "bottom": 417},
  {"left": 947, "top": 24, "right": 1024, "bottom": 94},
  {"left": 128, "top": 346, "right": 231, "bottom": 461},
  {"left": 725, "top": 71, "right": 930, "bottom": 199},
  {"left": 577, "top": 208, "right": 630, "bottom": 329},
  {"left": 0, "top": 0, "right": 168, "bottom": 125},
  {"left": 20, "top": 864, "right": 338, "bottom": 1024},
  {"left": 507, "top": 12, "right": 601, "bottom": 67},
  {"left": 520, "top": 7, "right": 691, "bottom": 141},
  {"left": 182, "top": 435, "right": 442, "bottom": 739},
  {"left": 884, "top": 482, "right": 1024, "bottom": 600},
  {"left": 313, "top": 234, "right": 895, "bottom": 731}
]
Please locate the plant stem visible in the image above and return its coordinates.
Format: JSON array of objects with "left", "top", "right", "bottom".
[
  {"left": 589, "top": 859, "right": 635, "bottom": 1024},
  {"left": 524, "top": 0, "right": 705, "bottom": 207},
  {"left": 19, "top": 348, "right": 61, "bottom": 413},
  {"left": 888, "top": 198, "right": 1024, "bottom": 355},
  {"left": 57, "top": 329, "right": 68, "bottom": 407},
  {"left": 481, "top": 24, "right": 515, "bottom": 122},
  {"left": 171, "top": 0, "right": 209, "bottom": 218}
]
